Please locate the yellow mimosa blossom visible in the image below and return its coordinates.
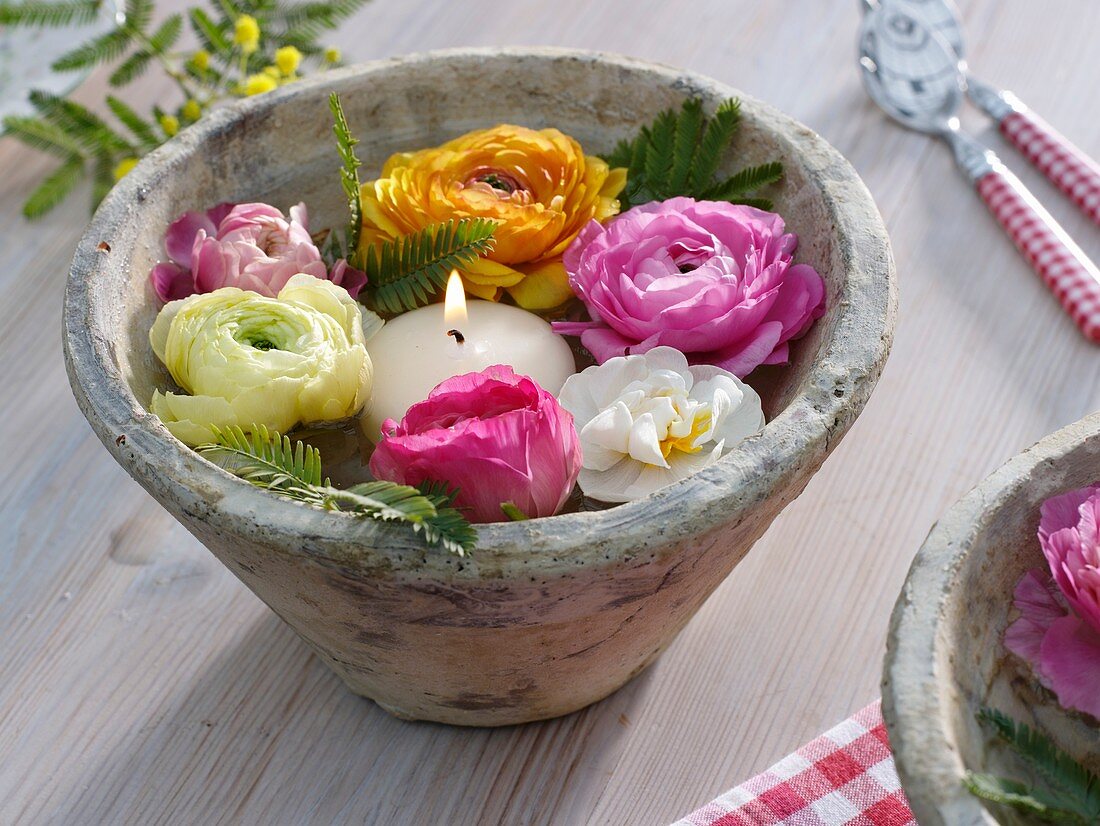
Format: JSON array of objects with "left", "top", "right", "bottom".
[
  {"left": 181, "top": 99, "right": 201, "bottom": 122},
  {"left": 274, "top": 45, "right": 301, "bottom": 76},
  {"left": 149, "top": 275, "right": 373, "bottom": 446},
  {"left": 244, "top": 73, "right": 278, "bottom": 96},
  {"left": 324, "top": 46, "right": 341, "bottom": 63},
  {"left": 190, "top": 49, "right": 210, "bottom": 71},
  {"left": 159, "top": 114, "right": 179, "bottom": 137},
  {"left": 112, "top": 157, "right": 138, "bottom": 181},
  {"left": 262, "top": 65, "right": 281, "bottom": 79},
  {"left": 234, "top": 14, "right": 260, "bottom": 54},
  {"left": 359, "top": 124, "right": 626, "bottom": 309}
]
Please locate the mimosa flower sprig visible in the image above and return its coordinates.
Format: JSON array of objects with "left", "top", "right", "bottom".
[
  {"left": 964, "top": 708, "right": 1100, "bottom": 824},
  {"left": 196, "top": 425, "right": 477, "bottom": 555},
  {"left": 0, "top": 0, "right": 370, "bottom": 218}
]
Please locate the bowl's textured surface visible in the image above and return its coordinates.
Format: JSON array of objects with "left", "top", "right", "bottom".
[
  {"left": 884, "top": 413, "right": 1100, "bottom": 824},
  {"left": 64, "top": 48, "right": 895, "bottom": 725}
]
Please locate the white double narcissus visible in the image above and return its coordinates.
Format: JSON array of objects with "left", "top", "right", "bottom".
[
  {"left": 557, "top": 346, "right": 765, "bottom": 503},
  {"left": 149, "top": 274, "right": 375, "bottom": 446}
]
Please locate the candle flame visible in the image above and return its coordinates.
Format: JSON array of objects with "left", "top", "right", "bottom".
[{"left": 444, "top": 269, "right": 467, "bottom": 326}]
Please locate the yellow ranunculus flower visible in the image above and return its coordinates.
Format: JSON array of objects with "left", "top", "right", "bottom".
[
  {"left": 359, "top": 124, "right": 626, "bottom": 309},
  {"left": 149, "top": 275, "right": 373, "bottom": 446}
]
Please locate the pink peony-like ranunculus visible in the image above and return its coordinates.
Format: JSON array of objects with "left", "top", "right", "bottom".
[
  {"left": 1005, "top": 484, "right": 1100, "bottom": 719},
  {"left": 552, "top": 197, "right": 826, "bottom": 378},
  {"left": 369, "top": 366, "right": 581, "bottom": 523},
  {"left": 149, "top": 201, "right": 366, "bottom": 302}
]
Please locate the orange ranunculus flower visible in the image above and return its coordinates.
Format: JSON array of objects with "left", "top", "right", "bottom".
[{"left": 359, "top": 124, "right": 626, "bottom": 310}]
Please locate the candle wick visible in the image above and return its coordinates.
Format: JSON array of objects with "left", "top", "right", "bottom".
[{"left": 447, "top": 328, "right": 466, "bottom": 344}]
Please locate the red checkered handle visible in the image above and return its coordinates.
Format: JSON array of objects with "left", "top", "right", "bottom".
[
  {"left": 1001, "top": 109, "right": 1100, "bottom": 226},
  {"left": 977, "top": 168, "right": 1100, "bottom": 343}
]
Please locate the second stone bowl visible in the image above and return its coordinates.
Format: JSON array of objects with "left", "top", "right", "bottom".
[
  {"left": 63, "top": 48, "right": 896, "bottom": 725},
  {"left": 884, "top": 412, "right": 1100, "bottom": 824}
]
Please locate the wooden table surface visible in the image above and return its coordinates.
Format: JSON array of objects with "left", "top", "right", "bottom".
[{"left": 2, "top": 1, "right": 1099, "bottom": 823}]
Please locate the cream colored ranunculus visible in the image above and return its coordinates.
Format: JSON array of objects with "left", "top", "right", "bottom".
[
  {"left": 557, "top": 346, "right": 765, "bottom": 502},
  {"left": 149, "top": 274, "right": 373, "bottom": 446}
]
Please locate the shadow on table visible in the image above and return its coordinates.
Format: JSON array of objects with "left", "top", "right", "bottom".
[{"left": 62, "top": 610, "right": 652, "bottom": 824}]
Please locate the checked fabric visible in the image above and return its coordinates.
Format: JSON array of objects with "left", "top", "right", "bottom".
[{"left": 670, "top": 701, "right": 914, "bottom": 826}]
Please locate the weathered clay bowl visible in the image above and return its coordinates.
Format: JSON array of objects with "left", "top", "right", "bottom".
[
  {"left": 64, "top": 48, "right": 895, "bottom": 726},
  {"left": 884, "top": 413, "right": 1100, "bottom": 824}
]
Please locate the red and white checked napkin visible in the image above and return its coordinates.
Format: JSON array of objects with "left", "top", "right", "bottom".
[{"left": 671, "top": 701, "right": 915, "bottom": 826}]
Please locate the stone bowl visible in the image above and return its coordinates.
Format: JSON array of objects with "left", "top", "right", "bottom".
[
  {"left": 883, "top": 413, "right": 1100, "bottom": 824},
  {"left": 63, "top": 48, "right": 896, "bottom": 726}
]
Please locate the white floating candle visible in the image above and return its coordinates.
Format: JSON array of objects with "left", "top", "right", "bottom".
[{"left": 361, "top": 271, "right": 576, "bottom": 441}]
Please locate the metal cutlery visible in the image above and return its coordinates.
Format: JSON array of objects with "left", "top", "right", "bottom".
[
  {"left": 882, "top": 0, "right": 1100, "bottom": 226},
  {"left": 857, "top": 5, "right": 1100, "bottom": 341}
]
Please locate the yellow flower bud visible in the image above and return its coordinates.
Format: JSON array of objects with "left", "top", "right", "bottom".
[
  {"left": 274, "top": 45, "right": 301, "bottom": 76},
  {"left": 181, "top": 99, "right": 201, "bottom": 122},
  {"left": 190, "top": 49, "right": 210, "bottom": 71},
  {"left": 324, "top": 46, "right": 341, "bottom": 64},
  {"left": 244, "top": 73, "right": 278, "bottom": 96},
  {"left": 159, "top": 114, "right": 179, "bottom": 137},
  {"left": 262, "top": 65, "right": 281, "bottom": 79},
  {"left": 113, "top": 157, "right": 138, "bottom": 181},
  {"left": 234, "top": 14, "right": 260, "bottom": 54}
]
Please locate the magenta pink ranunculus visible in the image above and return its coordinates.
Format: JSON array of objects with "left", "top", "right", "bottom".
[
  {"left": 552, "top": 197, "right": 826, "bottom": 378},
  {"left": 369, "top": 366, "right": 581, "bottom": 523},
  {"left": 1005, "top": 484, "right": 1100, "bottom": 719},
  {"left": 149, "top": 201, "right": 366, "bottom": 302}
]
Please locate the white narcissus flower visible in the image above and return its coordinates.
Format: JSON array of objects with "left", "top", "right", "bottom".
[
  {"left": 557, "top": 346, "right": 765, "bottom": 502},
  {"left": 149, "top": 274, "right": 376, "bottom": 446}
]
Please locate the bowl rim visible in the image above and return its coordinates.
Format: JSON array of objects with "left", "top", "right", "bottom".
[
  {"left": 882, "top": 412, "right": 1100, "bottom": 825},
  {"left": 63, "top": 46, "right": 896, "bottom": 576}
]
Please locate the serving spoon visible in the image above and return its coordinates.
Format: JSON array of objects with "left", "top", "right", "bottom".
[
  {"left": 858, "top": 5, "right": 1100, "bottom": 342},
  {"left": 868, "top": 0, "right": 1100, "bottom": 226}
]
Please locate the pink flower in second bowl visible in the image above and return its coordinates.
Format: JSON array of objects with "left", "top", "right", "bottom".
[
  {"left": 369, "top": 366, "right": 581, "bottom": 523},
  {"left": 552, "top": 197, "right": 826, "bottom": 378},
  {"left": 1005, "top": 483, "right": 1100, "bottom": 719},
  {"left": 149, "top": 201, "right": 366, "bottom": 302}
]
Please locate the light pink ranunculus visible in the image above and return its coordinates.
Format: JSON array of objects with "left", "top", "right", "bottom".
[
  {"left": 149, "top": 201, "right": 366, "bottom": 302},
  {"left": 552, "top": 197, "right": 826, "bottom": 378},
  {"left": 369, "top": 366, "right": 581, "bottom": 523},
  {"left": 1005, "top": 484, "right": 1100, "bottom": 719}
]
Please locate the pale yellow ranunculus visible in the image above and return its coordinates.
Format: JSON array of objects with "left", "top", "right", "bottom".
[
  {"left": 359, "top": 124, "right": 626, "bottom": 310},
  {"left": 149, "top": 274, "right": 373, "bottom": 446}
]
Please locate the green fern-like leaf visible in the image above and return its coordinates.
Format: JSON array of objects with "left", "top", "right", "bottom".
[
  {"left": 2, "top": 115, "right": 84, "bottom": 157},
  {"left": 188, "top": 7, "right": 232, "bottom": 56},
  {"left": 51, "top": 26, "right": 132, "bottom": 71},
  {"left": 90, "top": 152, "right": 114, "bottom": 205},
  {"left": 30, "top": 90, "right": 131, "bottom": 153},
  {"left": 363, "top": 219, "right": 497, "bottom": 315},
  {"left": 195, "top": 425, "right": 476, "bottom": 555},
  {"left": 122, "top": 0, "right": 151, "bottom": 32},
  {"left": 108, "top": 48, "right": 152, "bottom": 86},
  {"left": 698, "top": 161, "right": 784, "bottom": 201},
  {"left": 979, "top": 709, "right": 1100, "bottom": 816},
  {"left": 0, "top": 0, "right": 101, "bottom": 26},
  {"left": 610, "top": 97, "right": 779, "bottom": 211},
  {"left": 148, "top": 12, "right": 182, "bottom": 51},
  {"left": 689, "top": 98, "right": 741, "bottom": 192},
  {"left": 270, "top": 0, "right": 368, "bottom": 42},
  {"left": 22, "top": 155, "right": 84, "bottom": 219},
  {"left": 197, "top": 424, "right": 325, "bottom": 501},
  {"left": 105, "top": 96, "right": 158, "bottom": 148},
  {"left": 325, "top": 481, "right": 438, "bottom": 523},
  {"left": 328, "top": 92, "right": 362, "bottom": 257},
  {"left": 964, "top": 773, "right": 1087, "bottom": 824}
]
